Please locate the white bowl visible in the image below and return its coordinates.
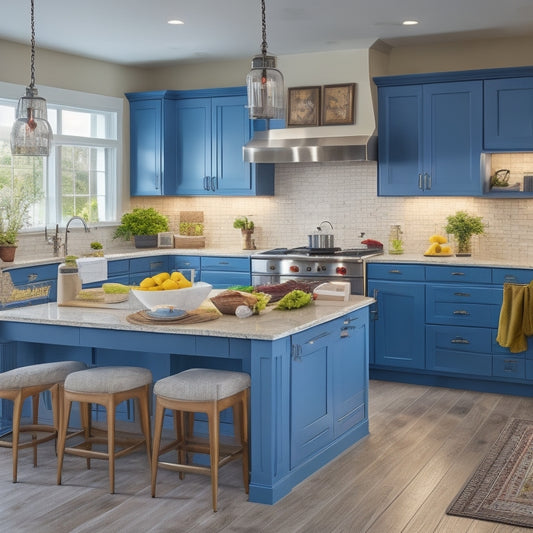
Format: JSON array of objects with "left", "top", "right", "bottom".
[{"left": 131, "top": 282, "right": 213, "bottom": 311}]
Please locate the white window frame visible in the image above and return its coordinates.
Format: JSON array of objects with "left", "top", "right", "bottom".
[{"left": 0, "top": 80, "right": 123, "bottom": 228}]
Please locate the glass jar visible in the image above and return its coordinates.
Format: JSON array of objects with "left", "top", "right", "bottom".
[{"left": 388, "top": 224, "right": 404, "bottom": 255}]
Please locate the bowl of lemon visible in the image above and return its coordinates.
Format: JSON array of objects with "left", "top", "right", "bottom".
[{"left": 131, "top": 271, "right": 212, "bottom": 312}]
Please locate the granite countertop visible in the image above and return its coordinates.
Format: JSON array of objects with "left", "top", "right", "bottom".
[
  {"left": 366, "top": 253, "right": 533, "bottom": 269},
  {"left": 0, "top": 294, "right": 374, "bottom": 341}
]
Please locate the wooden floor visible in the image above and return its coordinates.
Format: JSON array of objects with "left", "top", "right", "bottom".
[{"left": 2, "top": 380, "right": 533, "bottom": 533}]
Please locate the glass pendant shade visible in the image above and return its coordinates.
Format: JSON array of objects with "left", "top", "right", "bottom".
[
  {"left": 11, "top": 86, "right": 52, "bottom": 156},
  {"left": 247, "top": 54, "right": 285, "bottom": 120}
]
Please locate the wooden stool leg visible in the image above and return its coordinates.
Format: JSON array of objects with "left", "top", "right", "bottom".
[
  {"left": 208, "top": 403, "right": 220, "bottom": 512},
  {"left": 241, "top": 389, "right": 250, "bottom": 493},
  {"left": 178, "top": 411, "right": 186, "bottom": 480},
  {"left": 57, "top": 395, "right": 72, "bottom": 485},
  {"left": 11, "top": 390, "right": 23, "bottom": 483},
  {"left": 107, "top": 395, "right": 116, "bottom": 494},
  {"left": 51, "top": 384, "right": 61, "bottom": 456},
  {"left": 31, "top": 393, "right": 39, "bottom": 467},
  {"left": 151, "top": 400, "right": 165, "bottom": 498},
  {"left": 137, "top": 386, "right": 152, "bottom": 465}
]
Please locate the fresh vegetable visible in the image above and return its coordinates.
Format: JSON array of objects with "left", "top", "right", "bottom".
[
  {"left": 275, "top": 290, "right": 312, "bottom": 310},
  {"left": 102, "top": 283, "right": 130, "bottom": 294},
  {"left": 228, "top": 285, "right": 255, "bottom": 293},
  {"left": 252, "top": 292, "right": 271, "bottom": 314}
]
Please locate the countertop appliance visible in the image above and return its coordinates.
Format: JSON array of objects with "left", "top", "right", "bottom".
[{"left": 251, "top": 245, "right": 383, "bottom": 295}]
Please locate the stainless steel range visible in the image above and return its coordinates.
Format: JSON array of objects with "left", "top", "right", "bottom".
[{"left": 251, "top": 246, "right": 383, "bottom": 295}]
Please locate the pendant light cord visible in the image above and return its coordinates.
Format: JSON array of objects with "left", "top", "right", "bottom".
[
  {"left": 29, "top": 0, "right": 36, "bottom": 89},
  {"left": 261, "top": 0, "right": 268, "bottom": 57}
]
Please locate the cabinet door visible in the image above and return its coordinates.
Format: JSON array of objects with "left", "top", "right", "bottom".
[
  {"left": 332, "top": 311, "right": 367, "bottom": 438},
  {"left": 378, "top": 85, "right": 423, "bottom": 196},
  {"left": 212, "top": 95, "right": 254, "bottom": 194},
  {"left": 129, "top": 99, "right": 162, "bottom": 196},
  {"left": 173, "top": 98, "right": 212, "bottom": 195},
  {"left": 484, "top": 78, "right": 533, "bottom": 150},
  {"left": 423, "top": 81, "right": 483, "bottom": 196},
  {"left": 368, "top": 280, "right": 425, "bottom": 368}
]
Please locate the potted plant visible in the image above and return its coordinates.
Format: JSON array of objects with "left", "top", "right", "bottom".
[
  {"left": 113, "top": 207, "right": 169, "bottom": 248},
  {"left": 233, "top": 216, "right": 255, "bottom": 250},
  {"left": 445, "top": 210, "right": 485, "bottom": 256},
  {"left": 0, "top": 179, "right": 43, "bottom": 262}
]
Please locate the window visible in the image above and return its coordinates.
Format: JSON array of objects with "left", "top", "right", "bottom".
[{"left": 0, "top": 82, "right": 122, "bottom": 229}]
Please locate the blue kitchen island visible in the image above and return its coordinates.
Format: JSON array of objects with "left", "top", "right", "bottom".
[{"left": 0, "top": 294, "right": 372, "bottom": 504}]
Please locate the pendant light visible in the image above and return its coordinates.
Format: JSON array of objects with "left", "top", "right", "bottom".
[
  {"left": 10, "top": 0, "right": 53, "bottom": 157},
  {"left": 246, "top": 0, "right": 285, "bottom": 120}
]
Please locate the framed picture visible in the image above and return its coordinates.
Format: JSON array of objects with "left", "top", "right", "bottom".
[
  {"left": 322, "top": 83, "right": 356, "bottom": 125},
  {"left": 287, "top": 86, "right": 321, "bottom": 127},
  {"left": 157, "top": 232, "right": 174, "bottom": 248}
]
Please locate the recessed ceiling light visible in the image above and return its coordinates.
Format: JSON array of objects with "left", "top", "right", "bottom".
[
  {"left": 402, "top": 20, "right": 419, "bottom": 26},
  {"left": 168, "top": 19, "right": 184, "bottom": 25}
]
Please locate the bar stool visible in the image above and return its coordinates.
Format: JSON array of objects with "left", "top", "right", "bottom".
[
  {"left": 56, "top": 366, "right": 152, "bottom": 494},
  {"left": 151, "top": 368, "right": 250, "bottom": 512},
  {"left": 0, "top": 360, "right": 87, "bottom": 482}
]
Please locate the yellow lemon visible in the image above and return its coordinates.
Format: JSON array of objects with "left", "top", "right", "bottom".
[
  {"left": 148, "top": 286, "right": 163, "bottom": 291},
  {"left": 140, "top": 277, "right": 156, "bottom": 288},
  {"left": 429, "top": 234, "right": 447, "bottom": 244},
  {"left": 152, "top": 272, "right": 170, "bottom": 286},
  {"left": 161, "top": 279, "right": 179, "bottom": 290},
  {"left": 177, "top": 278, "right": 192, "bottom": 289},
  {"left": 170, "top": 271, "right": 186, "bottom": 282}
]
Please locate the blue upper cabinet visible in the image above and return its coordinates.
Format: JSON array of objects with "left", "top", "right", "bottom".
[
  {"left": 127, "top": 87, "right": 274, "bottom": 197},
  {"left": 484, "top": 77, "right": 533, "bottom": 151},
  {"left": 377, "top": 80, "right": 483, "bottom": 196},
  {"left": 127, "top": 96, "right": 163, "bottom": 196}
]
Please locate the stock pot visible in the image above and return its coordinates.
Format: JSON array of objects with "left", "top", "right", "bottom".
[{"left": 308, "top": 220, "right": 335, "bottom": 248}]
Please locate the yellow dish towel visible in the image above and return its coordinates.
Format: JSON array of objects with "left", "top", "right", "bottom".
[{"left": 496, "top": 282, "right": 533, "bottom": 353}]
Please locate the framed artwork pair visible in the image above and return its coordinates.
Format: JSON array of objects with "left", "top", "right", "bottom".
[{"left": 287, "top": 83, "right": 356, "bottom": 127}]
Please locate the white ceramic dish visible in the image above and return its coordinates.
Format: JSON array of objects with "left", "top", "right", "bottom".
[{"left": 131, "top": 282, "right": 212, "bottom": 311}]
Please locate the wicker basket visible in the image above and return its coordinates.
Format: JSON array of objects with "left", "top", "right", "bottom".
[{"left": 210, "top": 290, "right": 258, "bottom": 315}]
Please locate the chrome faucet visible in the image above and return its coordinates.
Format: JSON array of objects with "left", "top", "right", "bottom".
[
  {"left": 45, "top": 224, "right": 62, "bottom": 257},
  {"left": 64, "top": 216, "right": 90, "bottom": 256}
]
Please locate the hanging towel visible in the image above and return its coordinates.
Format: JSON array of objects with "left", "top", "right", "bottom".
[
  {"left": 76, "top": 257, "right": 108, "bottom": 284},
  {"left": 496, "top": 282, "right": 533, "bottom": 353}
]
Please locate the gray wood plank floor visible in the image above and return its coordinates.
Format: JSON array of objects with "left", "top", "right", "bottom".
[{"left": 1, "top": 380, "right": 532, "bottom": 533}]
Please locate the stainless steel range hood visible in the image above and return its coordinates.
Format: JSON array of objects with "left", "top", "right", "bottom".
[{"left": 243, "top": 128, "right": 377, "bottom": 163}]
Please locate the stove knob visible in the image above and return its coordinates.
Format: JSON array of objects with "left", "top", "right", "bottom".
[
  {"left": 290, "top": 265, "right": 300, "bottom": 273},
  {"left": 269, "top": 265, "right": 276, "bottom": 270},
  {"left": 306, "top": 266, "right": 312, "bottom": 272},
  {"left": 321, "top": 265, "right": 327, "bottom": 271},
  {"left": 336, "top": 266, "right": 347, "bottom": 275}
]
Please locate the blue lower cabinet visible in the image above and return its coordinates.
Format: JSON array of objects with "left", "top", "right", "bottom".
[
  {"left": 493, "top": 355, "right": 526, "bottom": 379},
  {"left": 290, "top": 310, "right": 368, "bottom": 467},
  {"left": 426, "top": 325, "right": 492, "bottom": 376},
  {"left": 200, "top": 256, "right": 251, "bottom": 288}
]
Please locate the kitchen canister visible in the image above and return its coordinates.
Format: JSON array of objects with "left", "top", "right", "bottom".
[{"left": 524, "top": 175, "right": 533, "bottom": 192}]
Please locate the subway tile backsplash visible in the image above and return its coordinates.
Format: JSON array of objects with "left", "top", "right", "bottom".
[{"left": 13, "top": 155, "right": 533, "bottom": 263}]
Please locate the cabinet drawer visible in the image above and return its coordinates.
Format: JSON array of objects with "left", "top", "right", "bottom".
[
  {"left": 170, "top": 255, "right": 201, "bottom": 270},
  {"left": 6, "top": 263, "right": 59, "bottom": 284},
  {"left": 492, "top": 268, "right": 533, "bottom": 285},
  {"left": 427, "top": 324, "right": 492, "bottom": 354},
  {"left": 201, "top": 256, "right": 250, "bottom": 272},
  {"left": 367, "top": 263, "right": 425, "bottom": 282},
  {"left": 108, "top": 259, "right": 129, "bottom": 276},
  {"left": 200, "top": 272, "right": 250, "bottom": 288},
  {"left": 493, "top": 356, "right": 526, "bottom": 379},
  {"left": 129, "top": 256, "right": 168, "bottom": 274},
  {"left": 425, "top": 265, "right": 491, "bottom": 284},
  {"left": 426, "top": 285, "right": 501, "bottom": 327},
  {"left": 293, "top": 316, "right": 346, "bottom": 352}
]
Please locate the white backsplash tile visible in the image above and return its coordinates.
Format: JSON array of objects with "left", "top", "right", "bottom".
[{"left": 12, "top": 155, "right": 533, "bottom": 264}]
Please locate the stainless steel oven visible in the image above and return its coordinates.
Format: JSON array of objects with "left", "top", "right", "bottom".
[{"left": 251, "top": 247, "right": 383, "bottom": 295}]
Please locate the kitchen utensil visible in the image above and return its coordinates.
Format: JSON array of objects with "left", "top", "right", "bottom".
[
  {"left": 308, "top": 220, "right": 335, "bottom": 248},
  {"left": 130, "top": 282, "right": 212, "bottom": 311}
]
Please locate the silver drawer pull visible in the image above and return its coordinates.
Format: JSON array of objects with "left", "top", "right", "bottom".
[
  {"left": 451, "top": 272, "right": 465, "bottom": 276},
  {"left": 28, "top": 273, "right": 38, "bottom": 282},
  {"left": 218, "top": 261, "right": 230, "bottom": 265},
  {"left": 451, "top": 337, "right": 470, "bottom": 344},
  {"left": 306, "top": 331, "right": 331, "bottom": 345},
  {"left": 388, "top": 269, "right": 402, "bottom": 274},
  {"left": 343, "top": 316, "right": 359, "bottom": 324},
  {"left": 454, "top": 292, "right": 471, "bottom": 297},
  {"left": 453, "top": 310, "right": 470, "bottom": 315}
]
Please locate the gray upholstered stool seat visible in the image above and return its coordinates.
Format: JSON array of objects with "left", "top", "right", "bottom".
[
  {"left": 151, "top": 368, "right": 250, "bottom": 512},
  {"left": 0, "top": 360, "right": 87, "bottom": 482},
  {"left": 56, "top": 366, "right": 153, "bottom": 494}
]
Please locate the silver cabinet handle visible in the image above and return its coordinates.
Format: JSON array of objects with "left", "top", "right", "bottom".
[
  {"left": 343, "top": 316, "right": 359, "bottom": 324},
  {"left": 388, "top": 269, "right": 402, "bottom": 274},
  {"left": 203, "top": 176, "right": 210, "bottom": 190},
  {"left": 28, "top": 273, "right": 38, "bottom": 282},
  {"left": 453, "top": 310, "right": 470, "bottom": 316},
  {"left": 425, "top": 172, "right": 431, "bottom": 190},
  {"left": 291, "top": 344, "right": 302, "bottom": 361},
  {"left": 454, "top": 292, "right": 471, "bottom": 297},
  {"left": 418, "top": 173, "right": 424, "bottom": 190},
  {"left": 451, "top": 337, "right": 470, "bottom": 344},
  {"left": 305, "top": 331, "right": 331, "bottom": 345},
  {"left": 451, "top": 272, "right": 465, "bottom": 276},
  {"left": 211, "top": 176, "right": 217, "bottom": 191}
]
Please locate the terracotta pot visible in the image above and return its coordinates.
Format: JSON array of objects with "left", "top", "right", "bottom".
[{"left": 0, "top": 245, "right": 17, "bottom": 262}]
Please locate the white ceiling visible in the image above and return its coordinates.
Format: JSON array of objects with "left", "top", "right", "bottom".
[{"left": 1, "top": 0, "right": 533, "bottom": 67}]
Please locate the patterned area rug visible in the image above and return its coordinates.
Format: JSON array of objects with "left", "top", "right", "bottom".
[{"left": 447, "top": 418, "right": 533, "bottom": 528}]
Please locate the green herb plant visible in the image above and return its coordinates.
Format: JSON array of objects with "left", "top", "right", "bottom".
[
  {"left": 179, "top": 222, "right": 204, "bottom": 236},
  {"left": 233, "top": 216, "right": 254, "bottom": 231},
  {"left": 113, "top": 207, "right": 169, "bottom": 240},
  {"left": 444, "top": 211, "right": 485, "bottom": 255}
]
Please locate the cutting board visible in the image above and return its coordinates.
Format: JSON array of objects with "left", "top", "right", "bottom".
[{"left": 58, "top": 299, "right": 131, "bottom": 309}]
